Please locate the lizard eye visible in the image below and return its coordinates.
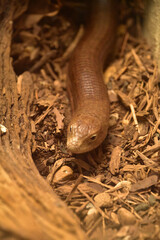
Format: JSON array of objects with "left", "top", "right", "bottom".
[{"left": 90, "top": 134, "right": 97, "bottom": 141}]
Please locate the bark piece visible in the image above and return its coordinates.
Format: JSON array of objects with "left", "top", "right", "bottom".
[{"left": 0, "top": 1, "right": 86, "bottom": 239}]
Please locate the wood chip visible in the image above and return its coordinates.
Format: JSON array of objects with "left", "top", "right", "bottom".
[
  {"left": 117, "top": 90, "right": 136, "bottom": 108},
  {"left": 109, "top": 146, "right": 122, "bottom": 175},
  {"left": 130, "top": 175, "right": 159, "bottom": 192},
  {"left": 53, "top": 107, "right": 64, "bottom": 131}
]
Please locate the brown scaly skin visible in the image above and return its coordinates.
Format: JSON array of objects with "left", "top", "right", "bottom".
[{"left": 67, "top": 0, "right": 118, "bottom": 154}]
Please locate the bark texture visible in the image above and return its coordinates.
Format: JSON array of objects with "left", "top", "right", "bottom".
[{"left": 0, "top": 1, "right": 87, "bottom": 239}]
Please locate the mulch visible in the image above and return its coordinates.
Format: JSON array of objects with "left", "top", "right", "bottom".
[{"left": 11, "top": 0, "right": 160, "bottom": 239}]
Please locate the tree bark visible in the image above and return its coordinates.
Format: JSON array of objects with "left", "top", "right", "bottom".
[{"left": 0, "top": 1, "right": 87, "bottom": 239}]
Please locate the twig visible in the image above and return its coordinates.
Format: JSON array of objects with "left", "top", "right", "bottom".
[
  {"left": 77, "top": 186, "right": 111, "bottom": 221},
  {"left": 65, "top": 174, "right": 83, "bottom": 202},
  {"left": 131, "top": 48, "right": 145, "bottom": 71},
  {"left": 30, "top": 50, "right": 56, "bottom": 72},
  {"left": 130, "top": 104, "right": 139, "bottom": 133},
  {"left": 55, "top": 25, "right": 84, "bottom": 62}
]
